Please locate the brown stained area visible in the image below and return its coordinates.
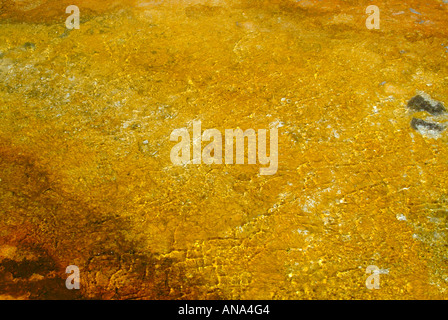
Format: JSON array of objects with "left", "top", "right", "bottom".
[
  {"left": 0, "top": 141, "right": 212, "bottom": 299},
  {"left": 0, "top": 0, "right": 138, "bottom": 23},
  {"left": 1, "top": 0, "right": 448, "bottom": 299}
]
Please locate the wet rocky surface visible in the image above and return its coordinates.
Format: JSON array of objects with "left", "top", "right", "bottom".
[{"left": 1, "top": 0, "right": 448, "bottom": 299}]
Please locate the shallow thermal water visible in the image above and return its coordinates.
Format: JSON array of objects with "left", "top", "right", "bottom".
[{"left": 1, "top": 0, "right": 448, "bottom": 299}]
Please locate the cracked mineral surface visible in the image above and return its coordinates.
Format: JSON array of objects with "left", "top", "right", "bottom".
[{"left": 1, "top": 0, "right": 448, "bottom": 299}]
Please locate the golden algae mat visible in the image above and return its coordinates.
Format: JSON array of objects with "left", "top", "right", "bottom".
[{"left": 0, "top": 0, "right": 448, "bottom": 300}]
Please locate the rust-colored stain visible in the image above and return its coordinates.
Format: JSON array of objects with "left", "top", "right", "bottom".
[{"left": 1, "top": 0, "right": 448, "bottom": 299}]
